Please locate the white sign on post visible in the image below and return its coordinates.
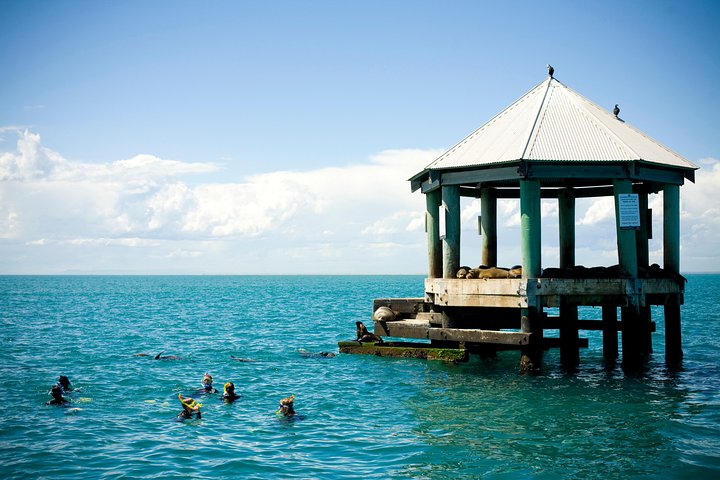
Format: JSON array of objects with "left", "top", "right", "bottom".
[
  {"left": 618, "top": 193, "right": 640, "bottom": 230},
  {"left": 439, "top": 204, "right": 446, "bottom": 239}
]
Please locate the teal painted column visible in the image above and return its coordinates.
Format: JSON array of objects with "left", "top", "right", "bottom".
[
  {"left": 441, "top": 185, "right": 461, "bottom": 279},
  {"left": 613, "top": 180, "right": 638, "bottom": 278},
  {"left": 558, "top": 187, "right": 576, "bottom": 269},
  {"left": 635, "top": 189, "right": 650, "bottom": 270},
  {"left": 558, "top": 187, "right": 578, "bottom": 367},
  {"left": 613, "top": 180, "right": 642, "bottom": 367},
  {"left": 425, "top": 189, "right": 442, "bottom": 279},
  {"left": 663, "top": 185, "right": 680, "bottom": 274},
  {"left": 480, "top": 188, "right": 497, "bottom": 267},
  {"left": 663, "top": 184, "right": 683, "bottom": 365},
  {"left": 520, "top": 179, "right": 542, "bottom": 372},
  {"left": 520, "top": 180, "right": 542, "bottom": 278}
]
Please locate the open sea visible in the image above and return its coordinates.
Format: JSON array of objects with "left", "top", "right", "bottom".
[{"left": 1, "top": 274, "right": 719, "bottom": 479}]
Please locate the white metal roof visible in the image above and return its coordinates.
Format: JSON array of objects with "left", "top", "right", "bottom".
[{"left": 425, "top": 77, "right": 697, "bottom": 171}]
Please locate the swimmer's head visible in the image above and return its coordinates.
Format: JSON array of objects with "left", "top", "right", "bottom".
[
  {"left": 223, "top": 382, "right": 235, "bottom": 395},
  {"left": 202, "top": 373, "right": 213, "bottom": 390},
  {"left": 50, "top": 384, "right": 64, "bottom": 400},
  {"left": 276, "top": 394, "right": 295, "bottom": 416}
]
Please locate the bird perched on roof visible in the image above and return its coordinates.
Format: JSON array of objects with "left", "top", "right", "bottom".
[
  {"left": 613, "top": 104, "right": 620, "bottom": 118},
  {"left": 547, "top": 64, "right": 554, "bottom": 78}
]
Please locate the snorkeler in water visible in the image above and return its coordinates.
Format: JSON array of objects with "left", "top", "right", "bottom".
[
  {"left": 56, "top": 375, "right": 72, "bottom": 394},
  {"left": 222, "top": 382, "right": 240, "bottom": 402},
  {"left": 276, "top": 394, "right": 296, "bottom": 417},
  {"left": 46, "top": 384, "right": 69, "bottom": 406},
  {"left": 198, "top": 373, "right": 218, "bottom": 394},
  {"left": 177, "top": 394, "right": 202, "bottom": 420}
]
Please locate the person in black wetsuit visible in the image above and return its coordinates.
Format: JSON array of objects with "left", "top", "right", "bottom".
[
  {"left": 46, "top": 384, "right": 69, "bottom": 406},
  {"left": 198, "top": 373, "right": 218, "bottom": 394}
]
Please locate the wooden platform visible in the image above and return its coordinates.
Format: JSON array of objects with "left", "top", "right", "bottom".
[
  {"left": 375, "top": 319, "right": 530, "bottom": 346},
  {"left": 425, "top": 277, "right": 684, "bottom": 308},
  {"left": 338, "top": 341, "right": 468, "bottom": 362}
]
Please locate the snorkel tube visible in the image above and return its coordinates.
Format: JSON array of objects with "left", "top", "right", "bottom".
[{"left": 178, "top": 394, "right": 202, "bottom": 417}]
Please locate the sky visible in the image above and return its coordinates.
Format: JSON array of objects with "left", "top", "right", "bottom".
[{"left": 1, "top": 0, "right": 719, "bottom": 274}]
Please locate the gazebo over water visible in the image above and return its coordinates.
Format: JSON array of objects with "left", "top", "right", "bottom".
[{"left": 369, "top": 74, "right": 698, "bottom": 371}]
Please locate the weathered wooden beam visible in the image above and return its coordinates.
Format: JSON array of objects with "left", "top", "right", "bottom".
[
  {"left": 375, "top": 320, "right": 530, "bottom": 346},
  {"left": 372, "top": 298, "right": 428, "bottom": 315},
  {"left": 429, "top": 328, "right": 529, "bottom": 345},
  {"left": 425, "top": 278, "right": 527, "bottom": 308},
  {"left": 424, "top": 278, "right": 683, "bottom": 309},
  {"left": 442, "top": 165, "right": 522, "bottom": 186},
  {"left": 532, "top": 278, "right": 683, "bottom": 296},
  {"left": 490, "top": 186, "right": 615, "bottom": 199},
  {"left": 631, "top": 165, "right": 688, "bottom": 185},
  {"left": 463, "top": 186, "right": 621, "bottom": 200},
  {"left": 337, "top": 341, "right": 468, "bottom": 362},
  {"left": 525, "top": 163, "right": 629, "bottom": 181}
]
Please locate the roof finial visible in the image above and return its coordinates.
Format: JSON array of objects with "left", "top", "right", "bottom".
[
  {"left": 613, "top": 104, "right": 620, "bottom": 118},
  {"left": 547, "top": 64, "right": 554, "bottom": 78}
]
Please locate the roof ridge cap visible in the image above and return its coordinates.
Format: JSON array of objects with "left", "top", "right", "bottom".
[{"left": 520, "top": 77, "right": 553, "bottom": 159}]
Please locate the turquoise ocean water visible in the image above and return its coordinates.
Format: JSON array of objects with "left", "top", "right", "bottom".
[{"left": 1, "top": 274, "right": 719, "bottom": 479}]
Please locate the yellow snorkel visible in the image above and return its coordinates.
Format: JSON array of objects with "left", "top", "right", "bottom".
[{"left": 178, "top": 394, "right": 202, "bottom": 412}]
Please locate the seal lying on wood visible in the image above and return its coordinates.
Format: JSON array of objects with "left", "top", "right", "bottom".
[
  {"left": 456, "top": 265, "right": 522, "bottom": 279},
  {"left": 373, "top": 306, "right": 396, "bottom": 322},
  {"left": 356, "top": 321, "right": 383, "bottom": 343}
]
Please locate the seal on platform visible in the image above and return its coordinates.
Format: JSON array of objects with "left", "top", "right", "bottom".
[{"left": 356, "top": 321, "right": 383, "bottom": 343}]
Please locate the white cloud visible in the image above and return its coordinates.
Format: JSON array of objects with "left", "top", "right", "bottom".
[
  {"left": 678, "top": 158, "right": 720, "bottom": 271},
  {"left": 361, "top": 211, "right": 421, "bottom": 236},
  {"left": 1, "top": 129, "right": 717, "bottom": 274},
  {"left": 578, "top": 197, "right": 615, "bottom": 225},
  {"left": 0, "top": 130, "right": 437, "bottom": 273}
]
